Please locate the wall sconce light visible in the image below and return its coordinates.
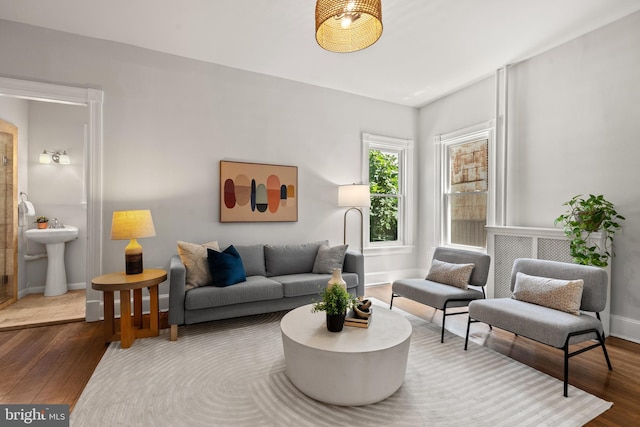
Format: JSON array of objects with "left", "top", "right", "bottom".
[
  {"left": 338, "top": 183, "right": 371, "bottom": 253},
  {"left": 39, "top": 150, "right": 70, "bottom": 165}
]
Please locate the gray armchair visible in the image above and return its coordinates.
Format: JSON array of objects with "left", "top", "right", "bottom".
[
  {"left": 465, "top": 258, "right": 612, "bottom": 397},
  {"left": 390, "top": 247, "right": 491, "bottom": 342}
]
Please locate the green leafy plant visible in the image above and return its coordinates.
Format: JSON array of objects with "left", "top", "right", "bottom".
[
  {"left": 554, "top": 194, "right": 625, "bottom": 267},
  {"left": 35, "top": 216, "right": 48, "bottom": 223},
  {"left": 312, "top": 284, "right": 358, "bottom": 316}
]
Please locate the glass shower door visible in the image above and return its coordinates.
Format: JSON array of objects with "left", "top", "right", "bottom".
[{"left": 0, "top": 119, "right": 17, "bottom": 309}]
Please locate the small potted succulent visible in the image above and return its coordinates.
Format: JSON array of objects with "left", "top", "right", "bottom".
[
  {"left": 35, "top": 216, "right": 49, "bottom": 229},
  {"left": 312, "top": 283, "right": 359, "bottom": 332}
]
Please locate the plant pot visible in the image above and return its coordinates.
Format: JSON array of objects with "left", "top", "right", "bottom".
[
  {"left": 575, "top": 210, "right": 604, "bottom": 232},
  {"left": 37, "top": 222, "right": 48, "bottom": 229},
  {"left": 326, "top": 313, "right": 346, "bottom": 332}
]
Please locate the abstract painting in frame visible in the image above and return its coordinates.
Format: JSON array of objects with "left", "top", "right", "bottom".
[{"left": 220, "top": 160, "right": 298, "bottom": 222}]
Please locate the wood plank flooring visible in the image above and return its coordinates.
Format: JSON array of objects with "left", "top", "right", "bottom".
[{"left": 0, "top": 283, "right": 638, "bottom": 425}]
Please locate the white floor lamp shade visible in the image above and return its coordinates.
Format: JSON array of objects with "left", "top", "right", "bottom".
[{"left": 338, "top": 184, "right": 370, "bottom": 253}]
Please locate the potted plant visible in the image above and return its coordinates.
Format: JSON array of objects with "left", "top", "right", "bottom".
[
  {"left": 35, "top": 216, "right": 49, "bottom": 229},
  {"left": 312, "top": 283, "right": 359, "bottom": 332},
  {"left": 554, "top": 194, "right": 625, "bottom": 267}
]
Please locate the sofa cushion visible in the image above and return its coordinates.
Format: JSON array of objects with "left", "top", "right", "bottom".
[
  {"left": 234, "top": 244, "right": 266, "bottom": 276},
  {"left": 274, "top": 272, "right": 359, "bottom": 298},
  {"left": 393, "top": 278, "right": 486, "bottom": 310},
  {"left": 176, "top": 240, "right": 220, "bottom": 288},
  {"left": 426, "top": 259, "right": 474, "bottom": 289},
  {"left": 312, "top": 244, "right": 348, "bottom": 274},
  {"left": 513, "top": 272, "right": 584, "bottom": 315},
  {"left": 264, "top": 241, "right": 327, "bottom": 276},
  {"left": 207, "top": 246, "right": 247, "bottom": 287},
  {"left": 185, "top": 276, "right": 283, "bottom": 310},
  {"left": 469, "top": 298, "right": 603, "bottom": 348}
]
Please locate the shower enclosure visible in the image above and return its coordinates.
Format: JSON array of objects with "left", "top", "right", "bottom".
[{"left": 0, "top": 119, "right": 17, "bottom": 309}]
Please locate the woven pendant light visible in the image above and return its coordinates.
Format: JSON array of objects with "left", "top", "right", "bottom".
[{"left": 315, "top": 0, "right": 383, "bottom": 53}]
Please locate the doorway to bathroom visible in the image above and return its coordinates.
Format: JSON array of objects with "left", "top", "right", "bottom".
[{"left": 0, "top": 76, "right": 104, "bottom": 325}]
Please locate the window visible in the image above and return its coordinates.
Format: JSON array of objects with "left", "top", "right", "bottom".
[
  {"left": 436, "top": 123, "right": 494, "bottom": 249},
  {"left": 363, "top": 133, "right": 413, "bottom": 249},
  {"left": 369, "top": 148, "right": 399, "bottom": 242}
]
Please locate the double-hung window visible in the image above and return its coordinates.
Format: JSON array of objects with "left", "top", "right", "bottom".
[
  {"left": 436, "top": 123, "right": 494, "bottom": 249},
  {"left": 363, "top": 133, "right": 413, "bottom": 250}
]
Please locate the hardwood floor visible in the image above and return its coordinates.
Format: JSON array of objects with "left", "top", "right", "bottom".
[
  {"left": 0, "top": 321, "right": 106, "bottom": 411},
  {"left": 366, "top": 284, "right": 640, "bottom": 426},
  {"left": 0, "top": 284, "right": 638, "bottom": 425}
]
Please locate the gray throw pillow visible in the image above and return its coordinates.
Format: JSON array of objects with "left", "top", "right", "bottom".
[
  {"left": 312, "top": 244, "right": 348, "bottom": 274},
  {"left": 426, "top": 259, "right": 474, "bottom": 289},
  {"left": 513, "top": 272, "right": 584, "bottom": 315}
]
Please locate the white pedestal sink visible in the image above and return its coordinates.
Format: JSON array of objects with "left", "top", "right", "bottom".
[{"left": 25, "top": 226, "right": 79, "bottom": 297}]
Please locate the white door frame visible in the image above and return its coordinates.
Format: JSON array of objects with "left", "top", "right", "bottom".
[{"left": 0, "top": 76, "right": 104, "bottom": 321}]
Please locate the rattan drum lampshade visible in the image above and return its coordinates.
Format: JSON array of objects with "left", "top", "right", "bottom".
[{"left": 315, "top": 0, "right": 383, "bottom": 53}]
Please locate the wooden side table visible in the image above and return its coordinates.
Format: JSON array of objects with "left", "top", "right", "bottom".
[{"left": 91, "top": 269, "right": 167, "bottom": 348}]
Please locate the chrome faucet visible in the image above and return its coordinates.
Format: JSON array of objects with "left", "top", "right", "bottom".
[{"left": 50, "top": 218, "right": 63, "bottom": 229}]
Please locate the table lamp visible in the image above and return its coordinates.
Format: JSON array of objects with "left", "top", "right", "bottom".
[
  {"left": 111, "top": 210, "right": 156, "bottom": 275},
  {"left": 338, "top": 184, "right": 370, "bottom": 253}
]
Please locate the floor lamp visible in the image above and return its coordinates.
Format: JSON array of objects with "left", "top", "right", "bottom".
[{"left": 338, "top": 184, "right": 370, "bottom": 253}]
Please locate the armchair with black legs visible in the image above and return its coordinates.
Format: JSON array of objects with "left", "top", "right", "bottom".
[{"left": 390, "top": 247, "right": 491, "bottom": 343}]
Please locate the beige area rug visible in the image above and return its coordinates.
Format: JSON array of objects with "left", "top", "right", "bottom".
[{"left": 72, "top": 300, "right": 611, "bottom": 426}]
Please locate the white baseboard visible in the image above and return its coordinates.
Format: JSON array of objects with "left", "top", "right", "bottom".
[
  {"left": 25, "top": 282, "right": 86, "bottom": 295},
  {"left": 68, "top": 282, "right": 86, "bottom": 291},
  {"left": 610, "top": 314, "right": 640, "bottom": 344}
]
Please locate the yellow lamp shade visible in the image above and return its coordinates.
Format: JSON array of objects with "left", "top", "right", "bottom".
[
  {"left": 111, "top": 210, "right": 156, "bottom": 274},
  {"left": 111, "top": 210, "right": 156, "bottom": 240}
]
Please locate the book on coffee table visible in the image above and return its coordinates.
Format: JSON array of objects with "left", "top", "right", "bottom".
[{"left": 344, "top": 310, "right": 371, "bottom": 328}]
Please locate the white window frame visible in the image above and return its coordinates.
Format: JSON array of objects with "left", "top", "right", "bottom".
[
  {"left": 434, "top": 121, "right": 496, "bottom": 250},
  {"left": 362, "top": 132, "right": 414, "bottom": 254}
]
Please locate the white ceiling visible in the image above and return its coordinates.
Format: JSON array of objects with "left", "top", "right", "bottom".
[{"left": 1, "top": 0, "right": 639, "bottom": 107}]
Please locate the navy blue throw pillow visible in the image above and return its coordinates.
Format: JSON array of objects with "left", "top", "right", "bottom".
[{"left": 207, "top": 245, "right": 247, "bottom": 287}]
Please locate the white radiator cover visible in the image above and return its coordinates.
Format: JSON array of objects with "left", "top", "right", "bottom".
[{"left": 486, "top": 226, "right": 611, "bottom": 336}]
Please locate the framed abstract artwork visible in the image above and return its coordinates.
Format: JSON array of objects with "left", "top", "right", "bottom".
[{"left": 220, "top": 160, "right": 298, "bottom": 222}]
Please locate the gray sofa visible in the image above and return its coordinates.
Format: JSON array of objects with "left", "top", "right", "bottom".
[
  {"left": 168, "top": 241, "right": 364, "bottom": 340},
  {"left": 465, "top": 258, "right": 612, "bottom": 397}
]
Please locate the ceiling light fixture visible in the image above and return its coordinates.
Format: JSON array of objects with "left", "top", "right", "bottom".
[{"left": 315, "top": 0, "right": 383, "bottom": 53}]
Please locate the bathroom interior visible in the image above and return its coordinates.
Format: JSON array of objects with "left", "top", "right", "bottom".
[{"left": 0, "top": 94, "right": 88, "bottom": 328}]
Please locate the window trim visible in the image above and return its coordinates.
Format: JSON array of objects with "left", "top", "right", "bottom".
[
  {"left": 362, "top": 132, "right": 414, "bottom": 252},
  {"left": 434, "top": 121, "right": 496, "bottom": 249}
]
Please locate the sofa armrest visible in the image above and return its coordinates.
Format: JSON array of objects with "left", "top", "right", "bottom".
[
  {"left": 168, "top": 255, "right": 187, "bottom": 326},
  {"left": 343, "top": 251, "right": 365, "bottom": 297}
]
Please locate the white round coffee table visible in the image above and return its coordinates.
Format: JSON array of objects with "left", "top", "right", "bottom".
[{"left": 280, "top": 303, "right": 412, "bottom": 406}]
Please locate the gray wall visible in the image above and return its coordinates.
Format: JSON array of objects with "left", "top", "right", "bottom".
[
  {"left": 419, "top": 11, "right": 640, "bottom": 342},
  {"left": 27, "top": 102, "right": 87, "bottom": 291},
  {"left": 2, "top": 10, "right": 638, "bottom": 342},
  {"left": 0, "top": 20, "right": 418, "bottom": 299}
]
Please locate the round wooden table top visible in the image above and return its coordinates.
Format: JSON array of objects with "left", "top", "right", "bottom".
[{"left": 91, "top": 269, "right": 167, "bottom": 291}]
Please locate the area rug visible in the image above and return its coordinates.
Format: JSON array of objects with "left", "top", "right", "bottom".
[{"left": 72, "top": 300, "right": 611, "bottom": 426}]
